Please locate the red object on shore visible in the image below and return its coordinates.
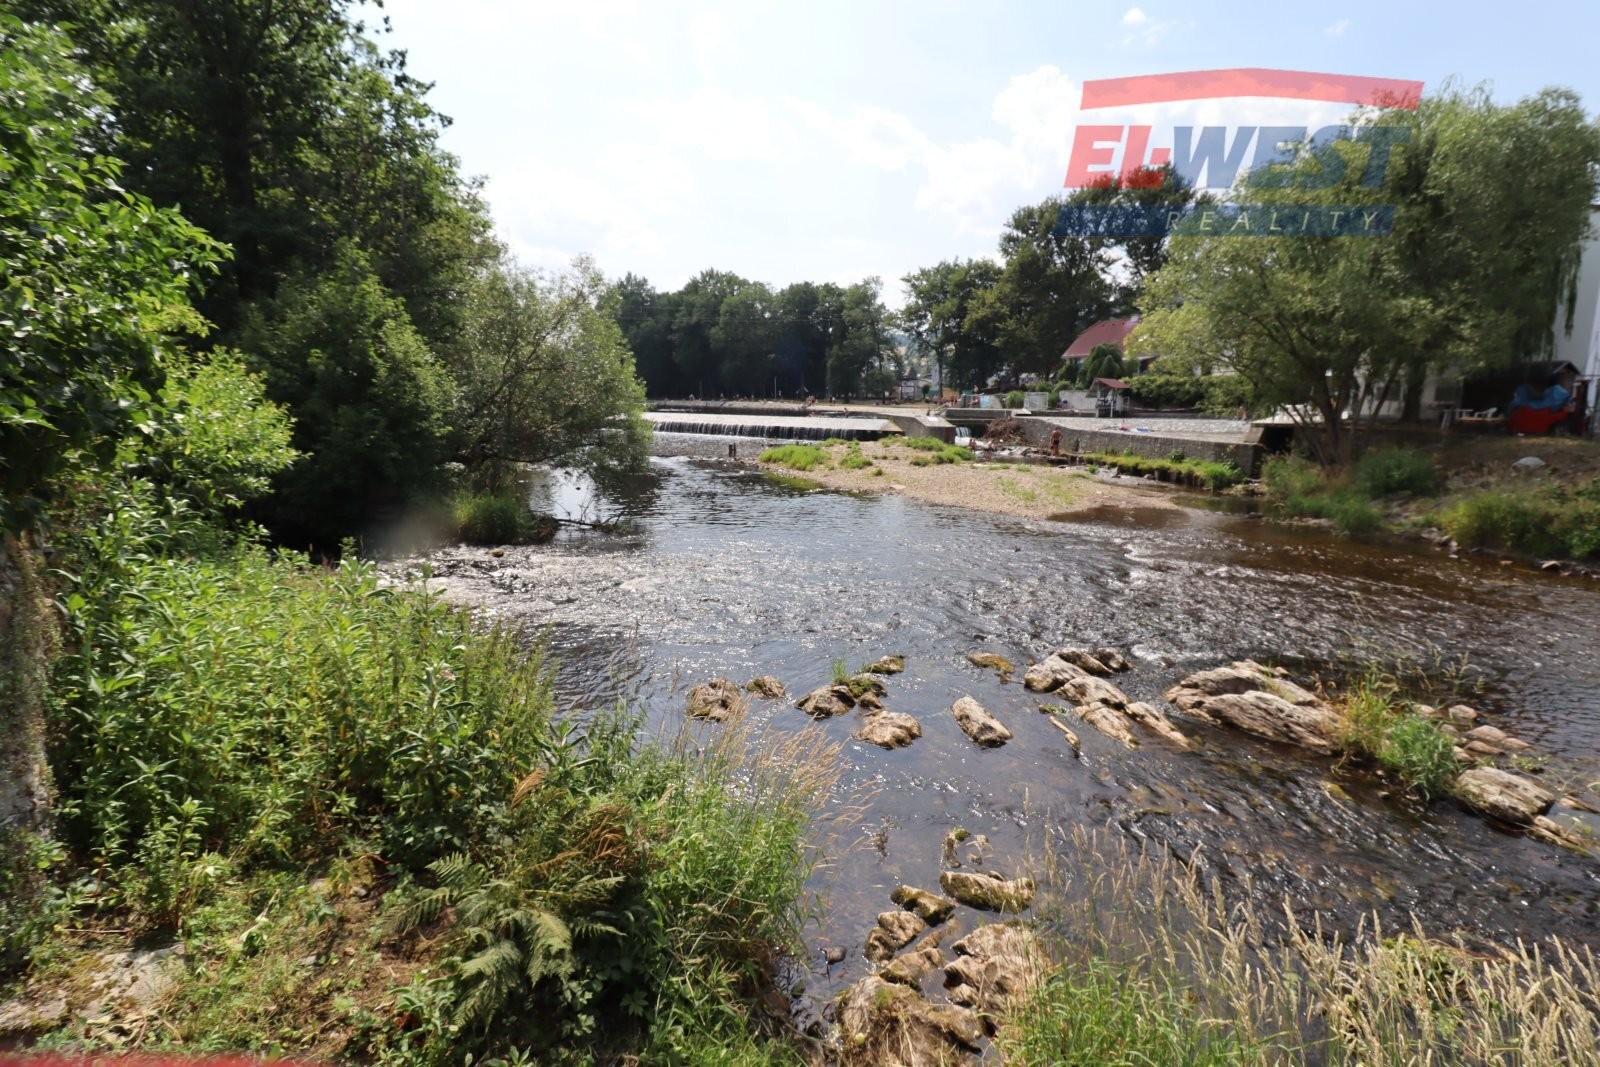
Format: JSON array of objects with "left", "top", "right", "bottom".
[{"left": 1505, "top": 404, "right": 1575, "bottom": 435}]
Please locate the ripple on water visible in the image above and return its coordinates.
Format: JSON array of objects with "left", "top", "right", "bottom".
[{"left": 408, "top": 436, "right": 1600, "bottom": 993}]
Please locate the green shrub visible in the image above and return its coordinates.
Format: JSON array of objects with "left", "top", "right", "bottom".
[
  {"left": 50, "top": 538, "right": 559, "bottom": 894},
  {"left": 759, "top": 444, "right": 825, "bottom": 471},
  {"left": 1354, "top": 448, "right": 1441, "bottom": 498},
  {"left": 898, "top": 436, "right": 951, "bottom": 451},
  {"left": 1340, "top": 675, "right": 1458, "bottom": 799},
  {"left": 452, "top": 488, "right": 551, "bottom": 544},
  {"left": 840, "top": 452, "right": 871, "bottom": 470},
  {"left": 1005, "top": 390, "right": 1026, "bottom": 409},
  {"left": 1262, "top": 454, "right": 1323, "bottom": 501},
  {"left": 1442, "top": 480, "right": 1600, "bottom": 560},
  {"left": 1128, "top": 373, "right": 1206, "bottom": 410},
  {"left": 1080, "top": 451, "right": 1243, "bottom": 490}
]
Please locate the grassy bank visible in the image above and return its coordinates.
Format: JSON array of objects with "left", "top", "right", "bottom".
[
  {"left": 1262, "top": 445, "right": 1600, "bottom": 563},
  {"left": 1079, "top": 450, "right": 1245, "bottom": 490},
  {"left": 1000, "top": 830, "right": 1600, "bottom": 1066},
  {"left": 9, "top": 503, "right": 838, "bottom": 1065}
]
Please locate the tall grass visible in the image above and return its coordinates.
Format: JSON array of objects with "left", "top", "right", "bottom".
[
  {"left": 41, "top": 495, "right": 842, "bottom": 1063},
  {"left": 1441, "top": 478, "right": 1600, "bottom": 560},
  {"left": 1001, "top": 829, "right": 1600, "bottom": 1066},
  {"left": 1261, "top": 455, "right": 1380, "bottom": 533},
  {"left": 451, "top": 487, "right": 552, "bottom": 544},
  {"left": 1081, "top": 450, "right": 1244, "bottom": 490},
  {"left": 1353, "top": 448, "right": 1441, "bottom": 498},
  {"left": 759, "top": 444, "right": 826, "bottom": 471},
  {"left": 893, "top": 436, "right": 972, "bottom": 463},
  {"left": 1339, "top": 673, "right": 1457, "bottom": 799}
]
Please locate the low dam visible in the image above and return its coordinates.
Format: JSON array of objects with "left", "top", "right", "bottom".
[{"left": 642, "top": 410, "right": 899, "bottom": 440}]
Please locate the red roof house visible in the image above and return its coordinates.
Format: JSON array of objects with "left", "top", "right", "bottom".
[{"left": 1062, "top": 316, "right": 1141, "bottom": 363}]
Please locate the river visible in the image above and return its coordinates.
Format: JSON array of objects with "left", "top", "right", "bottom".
[{"left": 407, "top": 433, "right": 1600, "bottom": 996}]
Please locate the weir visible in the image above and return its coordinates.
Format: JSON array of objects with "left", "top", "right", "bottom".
[{"left": 641, "top": 411, "right": 900, "bottom": 441}]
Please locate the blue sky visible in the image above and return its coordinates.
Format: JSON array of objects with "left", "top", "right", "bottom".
[{"left": 375, "top": 0, "right": 1600, "bottom": 306}]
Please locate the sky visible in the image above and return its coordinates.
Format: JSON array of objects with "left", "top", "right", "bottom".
[{"left": 373, "top": 0, "right": 1600, "bottom": 307}]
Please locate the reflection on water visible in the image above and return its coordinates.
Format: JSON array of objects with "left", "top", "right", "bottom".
[{"left": 413, "top": 434, "right": 1600, "bottom": 991}]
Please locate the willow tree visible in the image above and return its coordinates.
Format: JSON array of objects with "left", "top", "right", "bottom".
[
  {"left": 1134, "top": 86, "right": 1600, "bottom": 464},
  {"left": 448, "top": 257, "right": 649, "bottom": 489}
]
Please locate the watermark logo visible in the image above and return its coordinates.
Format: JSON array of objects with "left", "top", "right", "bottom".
[{"left": 1054, "top": 68, "right": 1423, "bottom": 238}]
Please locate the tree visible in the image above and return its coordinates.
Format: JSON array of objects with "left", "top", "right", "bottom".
[
  {"left": 1065, "top": 164, "right": 1201, "bottom": 308},
  {"left": 1134, "top": 88, "right": 1600, "bottom": 464},
  {"left": 614, "top": 274, "right": 678, "bottom": 396},
  {"left": 240, "top": 241, "right": 454, "bottom": 546},
  {"left": 449, "top": 257, "right": 648, "bottom": 487},
  {"left": 899, "top": 260, "right": 1003, "bottom": 392},
  {"left": 829, "top": 278, "right": 892, "bottom": 397},
  {"left": 0, "top": 18, "right": 225, "bottom": 531},
  {"left": 1083, "top": 343, "right": 1126, "bottom": 383},
  {"left": 971, "top": 198, "right": 1115, "bottom": 377},
  {"left": 24, "top": 0, "right": 494, "bottom": 346}
]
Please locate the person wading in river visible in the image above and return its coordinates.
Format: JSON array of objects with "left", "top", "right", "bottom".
[{"left": 1049, "top": 427, "right": 1062, "bottom": 457}]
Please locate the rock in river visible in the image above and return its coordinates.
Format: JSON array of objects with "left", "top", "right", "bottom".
[
  {"left": 856, "top": 711, "right": 923, "bottom": 749},
  {"left": 1023, "top": 653, "right": 1085, "bottom": 693},
  {"left": 744, "top": 675, "right": 786, "bottom": 699},
  {"left": 951, "top": 697, "right": 1012, "bottom": 746},
  {"left": 1165, "top": 661, "right": 1343, "bottom": 754},
  {"left": 944, "top": 923, "right": 1045, "bottom": 1019},
  {"left": 865, "top": 909, "right": 928, "bottom": 962},
  {"left": 939, "top": 870, "right": 1035, "bottom": 912},
  {"left": 891, "top": 884, "right": 956, "bottom": 925},
  {"left": 862, "top": 655, "right": 906, "bottom": 675},
  {"left": 836, "top": 976, "right": 982, "bottom": 1066},
  {"left": 796, "top": 684, "right": 855, "bottom": 719},
  {"left": 966, "top": 651, "right": 1015, "bottom": 680},
  {"left": 685, "top": 679, "right": 749, "bottom": 722},
  {"left": 1454, "top": 767, "right": 1555, "bottom": 826}
]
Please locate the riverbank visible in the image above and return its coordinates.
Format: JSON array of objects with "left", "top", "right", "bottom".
[{"left": 750, "top": 438, "right": 1185, "bottom": 521}]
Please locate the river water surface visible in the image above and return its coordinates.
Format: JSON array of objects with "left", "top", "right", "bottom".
[{"left": 409, "top": 434, "right": 1600, "bottom": 995}]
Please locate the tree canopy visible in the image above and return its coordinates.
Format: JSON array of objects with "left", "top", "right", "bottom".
[{"left": 1133, "top": 87, "right": 1600, "bottom": 462}]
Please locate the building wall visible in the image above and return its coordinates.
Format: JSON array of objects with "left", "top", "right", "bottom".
[{"left": 1554, "top": 205, "right": 1600, "bottom": 380}]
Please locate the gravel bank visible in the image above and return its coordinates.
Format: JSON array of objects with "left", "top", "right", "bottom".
[{"left": 751, "top": 440, "right": 1184, "bottom": 521}]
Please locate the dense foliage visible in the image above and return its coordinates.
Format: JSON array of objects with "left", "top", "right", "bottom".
[
  {"left": 0, "top": 18, "right": 224, "bottom": 532},
  {"left": 617, "top": 269, "right": 894, "bottom": 399},
  {"left": 1134, "top": 88, "right": 1600, "bottom": 462}
]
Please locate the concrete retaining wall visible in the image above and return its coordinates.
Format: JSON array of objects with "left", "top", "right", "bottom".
[{"left": 1021, "top": 420, "right": 1261, "bottom": 475}]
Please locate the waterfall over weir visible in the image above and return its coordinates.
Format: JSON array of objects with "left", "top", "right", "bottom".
[{"left": 641, "top": 411, "right": 899, "bottom": 441}]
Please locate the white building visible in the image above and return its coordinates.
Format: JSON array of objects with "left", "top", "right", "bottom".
[{"left": 1553, "top": 205, "right": 1600, "bottom": 382}]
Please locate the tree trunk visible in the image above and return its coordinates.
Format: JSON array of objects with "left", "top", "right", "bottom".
[{"left": 0, "top": 533, "right": 53, "bottom": 836}]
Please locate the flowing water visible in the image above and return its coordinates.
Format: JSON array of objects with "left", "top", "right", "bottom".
[{"left": 407, "top": 433, "right": 1600, "bottom": 995}]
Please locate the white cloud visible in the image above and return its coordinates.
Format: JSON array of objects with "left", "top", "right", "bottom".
[
  {"left": 1121, "top": 7, "right": 1149, "bottom": 25},
  {"left": 1324, "top": 18, "right": 1352, "bottom": 37},
  {"left": 689, "top": 10, "right": 732, "bottom": 84},
  {"left": 624, "top": 87, "right": 787, "bottom": 161}
]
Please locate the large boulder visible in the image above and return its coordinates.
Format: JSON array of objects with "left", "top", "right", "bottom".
[
  {"left": 952, "top": 697, "right": 1012, "bottom": 747},
  {"left": 1023, "top": 654, "right": 1085, "bottom": 693},
  {"left": 1455, "top": 767, "right": 1555, "bottom": 826},
  {"left": 891, "top": 885, "right": 956, "bottom": 925},
  {"left": 944, "top": 923, "right": 1046, "bottom": 1019},
  {"left": 865, "top": 909, "right": 929, "bottom": 962},
  {"left": 939, "top": 870, "right": 1035, "bottom": 912},
  {"left": 1165, "top": 662, "right": 1343, "bottom": 753},
  {"left": 856, "top": 711, "right": 923, "bottom": 749},
  {"left": 686, "top": 679, "right": 749, "bottom": 722},
  {"left": 796, "top": 684, "right": 855, "bottom": 719},
  {"left": 836, "top": 976, "right": 983, "bottom": 1066}
]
